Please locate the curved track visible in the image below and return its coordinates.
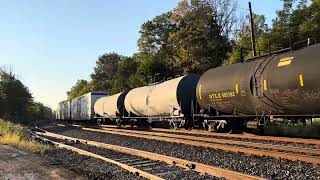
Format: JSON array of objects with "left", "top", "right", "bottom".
[
  {"left": 33, "top": 128, "right": 264, "bottom": 180},
  {"left": 102, "top": 125, "right": 320, "bottom": 146},
  {"left": 63, "top": 124, "right": 320, "bottom": 164}
]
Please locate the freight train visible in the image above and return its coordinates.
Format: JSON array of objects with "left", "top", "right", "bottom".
[{"left": 56, "top": 42, "right": 320, "bottom": 132}]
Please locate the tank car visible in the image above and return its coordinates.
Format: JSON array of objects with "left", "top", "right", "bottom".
[
  {"left": 124, "top": 74, "right": 200, "bottom": 128},
  {"left": 93, "top": 92, "right": 128, "bottom": 124},
  {"left": 196, "top": 43, "right": 320, "bottom": 131}
]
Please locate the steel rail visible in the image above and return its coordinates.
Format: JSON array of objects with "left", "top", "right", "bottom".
[
  {"left": 31, "top": 131, "right": 163, "bottom": 180},
  {"left": 35, "top": 130, "right": 265, "bottom": 180},
  {"left": 100, "top": 124, "right": 320, "bottom": 145},
  {"left": 67, "top": 125, "right": 320, "bottom": 164},
  {"left": 98, "top": 126, "right": 320, "bottom": 156}
]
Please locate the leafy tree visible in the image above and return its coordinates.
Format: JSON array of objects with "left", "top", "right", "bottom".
[
  {"left": 111, "top": 57, "right": 139, "bottom": 93},
  {"left": 0, "top": 68, "right": 32, "bottom": 121},
  {"left": 262, "top": 0, "right": 319, "bottom": 51},
  {"left": 208, "top": 0, "right": 239, "bottom": 38},
  {"left": 134, "top": 53, "right": 170, "bottom": 83},
  {"left": 67, "top": 79, "right": 92, "bottom": 99},
  {"left": 28, "top": 102, "right": 53, "bottom": 121},
  {"left": 137, "top": 12, "right": 179, "bottom": 75},
  {"left": 168, "top": 0, "right": 229, "bottom": 73},
  {"left": 269, "top": 0, "right": 296, "bottom": 49},
  {"left": 90, "top": 52, "right": 121, "bottom": 92},
  {"left": 138, "top": 12, "right": 176, "bottom": 55},
  {"left": 225, "top": 14, "right": 269, "bottom": 64},
  {"left": 290, "top": 0, "right": 320, "bottom": 43}
]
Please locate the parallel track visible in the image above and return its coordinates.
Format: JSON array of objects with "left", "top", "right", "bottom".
[
  {"left": 98, "top": 126, "right": 320, "bottom": 156},
  {"left": 64, "top": 124, "right": 320, "bottom": 164},
  {"left": 101, "top": 124, "right": 320, "bottom": 145},
  {"left": 31, "top": 131, "right": 163, "bottom": 180},
  {"left": 34, "top": 129, "right": 265, "bottom": 180}
]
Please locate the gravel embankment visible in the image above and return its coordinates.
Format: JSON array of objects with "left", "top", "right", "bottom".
[
  {"left": 73, "top": 143, "right": 221, "bottom": 180},
  {"left": 43, "top": 124, "right": 320, "bottom": 180},
  {"left": 104, "top": 126, "right": 318, "bottom": 149},
  {"left": 148, "top": 129, "right": 318, "bottom": 149},
  {"left": 45, "top": 147, "right": 144, "bottom": 180}
]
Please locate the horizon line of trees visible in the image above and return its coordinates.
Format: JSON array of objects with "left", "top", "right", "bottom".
[
  {"left": 0, "top": 67, "right": 53, "bottom": 124},
  {"left": 67, "top": 0, "right": 320, "bottom": 100}
]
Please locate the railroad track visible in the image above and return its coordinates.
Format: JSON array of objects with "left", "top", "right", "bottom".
[
  {"left": 60, "top": 123, "right": 320, "bottom": 164},
  {"left": 101, "top": 124, "right": 320, "bottom": 146},
  {"left": 32, "top": 128, "right": 264, "bottom": 180}
]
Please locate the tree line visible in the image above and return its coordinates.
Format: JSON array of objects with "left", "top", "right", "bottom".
[
  {"left": 67, "top": 0, "right": 320, "bottom": 99},
  {"left": 0, "top": 67, "right": 53, "bottom": 124}
]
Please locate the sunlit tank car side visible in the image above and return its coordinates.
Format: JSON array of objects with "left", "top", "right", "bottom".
[
  {"left": 70, "top": 92, "right": 108, "bottom": 121},
  {"left": 124, "top": 74, "right": 200, "bottom": 128},
  {"left": 196, "top": 43, "right": 320, "bottom": 130},
  {"left": 93, "top": 92, "right": 128, "bottom": 124}
]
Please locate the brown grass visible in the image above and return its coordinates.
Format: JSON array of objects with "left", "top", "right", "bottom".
[{"left": 0, "top": 119, "right": 50, "bottom": 153}]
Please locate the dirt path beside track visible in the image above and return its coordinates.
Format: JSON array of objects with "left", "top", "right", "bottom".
[{"left": 0, "top": 144, "right": 86, "bottom": 180}]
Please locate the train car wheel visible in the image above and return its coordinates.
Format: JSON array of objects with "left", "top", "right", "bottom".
[{"left": 96, "top": 119, "right": 102, "bottom": 125}]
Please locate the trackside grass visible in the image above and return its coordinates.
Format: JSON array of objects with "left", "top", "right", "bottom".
[{"left": 0, "top": 119, "right": 50, "bottom": 153}]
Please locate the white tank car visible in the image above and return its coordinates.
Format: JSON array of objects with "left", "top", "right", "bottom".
[
  {"left": 124, "top": 86, "right": 150, "bottom": 116},
  {"left": 124, "top": 74, "right": 200, "bottom": 117},
  {"left": 94, "top": 92, "right": 127, "bottom": 118}
]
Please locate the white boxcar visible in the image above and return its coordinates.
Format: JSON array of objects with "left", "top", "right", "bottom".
[
  {"left": 56, "top": 100, "right": 71, "bottom": 120},
  {"left": 56, "top": 104, "right": 61, "bottom": 120},
  {"left": 70, "top": 92, "right": 108, "bottom": 121}
]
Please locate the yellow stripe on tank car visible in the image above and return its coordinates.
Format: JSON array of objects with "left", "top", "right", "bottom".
[
  {"left": 278, "top": 57, "right": 293, "bottom": 67},
  {"left": 263, "top": 80, "right": 267, "bottom": 91},
  {"left": 299, "top": 74, "right": 304, "bottom": 87},
  {"left": 236, "top": 83, "right": 239, "bottom": 94},
  {"left": 199, "top": 84, "right": 202, "bottom": 100}
]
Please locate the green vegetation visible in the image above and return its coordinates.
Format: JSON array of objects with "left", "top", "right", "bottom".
[
  {"left": 226, "top": 0, "right": 320, "bottom": 64},
  {"left": 67, "top": 0, "right": 320, "bottom": 99},
  {"left": 263, "top": 123, "right": 320, "bottom": 138},
  {"left": 0, "top": 67, "right": 53, "bottom": 124},
  {"left": 0, "top": 119, "right": 50, "bottom": 153}
]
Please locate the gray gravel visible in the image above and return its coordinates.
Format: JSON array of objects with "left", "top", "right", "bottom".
[
  {"left": 148, "top": 129, "right": 319, "bottom": 149},
  {"left": 45, "top": 147, "right": 143, "bottom": 180},
  {"left": 102, "top": 126, "right": 318, "bottom": 149},
  {"left": 42, "top": 124, "right": 320, "bottom": 180},
  {"left": 73, "top": 143, "right": 221, "bottom": 180}
]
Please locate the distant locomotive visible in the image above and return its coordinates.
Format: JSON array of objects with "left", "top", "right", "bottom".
[{"left": 57, "top": 42, "right": 320, "bottom": 132}]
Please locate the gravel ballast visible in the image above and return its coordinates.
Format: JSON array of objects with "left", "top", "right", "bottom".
[
  {"left": 43, "top": 124, "right": 320, "bottom": 180},
  {"left": 73, "top": 143, "right": 221, "bottom": 180},
  {"left": 45, "top": 147, "right": 144, "bottom": 180},
  {"left": 147, "top": 129, "right": 318, "bottom": 149}
]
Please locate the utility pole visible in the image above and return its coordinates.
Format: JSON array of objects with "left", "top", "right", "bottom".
[{"left": 249, "top": 1, "right": 257, "bottom": 57}]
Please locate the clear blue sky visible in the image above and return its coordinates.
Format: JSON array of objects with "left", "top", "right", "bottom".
[{"left": 0, "top": 0, "right": 283, "bottom": 109}]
